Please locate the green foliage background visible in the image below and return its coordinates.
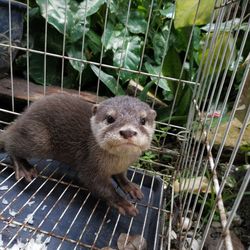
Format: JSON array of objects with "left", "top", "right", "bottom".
[{"left": 15, "top": 0, "right": 249, "bottom": 124}]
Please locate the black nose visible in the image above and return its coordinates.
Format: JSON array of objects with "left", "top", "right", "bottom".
[{"left": 119, "top": 129, "right": 137, "bottom": 139}]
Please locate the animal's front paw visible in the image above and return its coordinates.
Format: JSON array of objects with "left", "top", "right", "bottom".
[
  {"left": 123, "top": 182, "right": 144, "bottom": 200},
  {"left": 114, "top": 199, "right": 139, "bottom": 217},
  {"left": 15, "top": 165, "right": 37, "bottom": 182}
]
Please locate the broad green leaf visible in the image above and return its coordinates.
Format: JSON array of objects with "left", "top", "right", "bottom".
[
  {"left": 162, "top": 89, "right": 174, "bottom": 102},
  {"left": 90, "top": 65, "right": 125, "bottom": 95},
  {"left": 193, "top": 26, "right": 201, "bottom": 51},
  {"left": 67, "top": 16, "right": 89, "bottom": 43},
  {"left": 159, "top": 3, "right": 175, "bottom": 19},
  {"left": 77, "top": 0, "right": 105, "bottom": 18},
  {"left": 101, "top": 22, "right": 126, "bottom": 51},
  {"left": 28, "top": 13, "right": 64, "bottom": 54},
  {"left": 172, "top": 27, "right": 191, "bottom": 52},
  {"left": 153, "top": 32, "right": 169, "bottom": 65},
  {"left": 29, "top": 53, "right": 61, "bottom": 85},
  {"left": 67, "top": 44, "right": 86, "bottom": 73},
  {"left": 36, "top": 0, "right": 70, "bottom": 34},
  {"left": 174, "top": 0, "right": 220, "bottom": 29},
  {"left": 145, "top": 62, "right": 171, "bottom": 92},
  {"left": 103, "top": 23, "right": 142, "bottom": 81},
  {"left": 139, "top": 80, "right": 155, "bottom": 102},
  {"left": 201, "top": 19, "right": 248, "bottom": 32},
  {"left": 36, "top": 0, "right": 89, "bottom": 43},
  {"left": 45, "top": 28, "right": 64, "bottom": 54},
  {"left": 176, "top": 85, "right": 192, "bottom": 116},
  {"left": 162, "top": 47, "right": 182, "bottom": 93},
  {"left": 109, "top": 0, "right": 147, "bottom": 34},
  {"left": 113, "top": 36, "right": 142, "bottom": 81},
  {"left": 198, "top": 32, "right": 236, "bottom": 75},
  {"left": 86, "top": 30, "right": 102, "bottom": 54},
  {"left": 119, "top": 11, "right": 147, "bottom": 34},
  {"left": 108, "top": 0, "right": 117, "bottom": 14},
  {"left": 68, "top": 0, "right": 79, "bottom": 13}
]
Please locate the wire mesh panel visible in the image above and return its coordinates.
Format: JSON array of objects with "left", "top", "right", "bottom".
[
  {"left": 0, "top": 153, "right": 164, "bottom": 249},
  {"left": 0, "top": 0, "right": 249, "bottom": 249}
]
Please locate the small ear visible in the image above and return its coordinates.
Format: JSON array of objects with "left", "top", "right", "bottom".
[
  {"left": 92, "top": 104, "right": 99, "bottom": 115},
  {"left": 150, "top": 109, "right": 157, "bottom": 119}
]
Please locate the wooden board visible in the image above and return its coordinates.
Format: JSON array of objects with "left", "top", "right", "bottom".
[{"left": 0, "top": 77, "right": 105, "bottom": 104}]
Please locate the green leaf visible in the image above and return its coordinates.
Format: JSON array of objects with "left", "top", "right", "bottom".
[
  {"left": 66, "top": 44, "right": 86, "bottom": 73},
  {"left": 28, "top": 53, "right": 61, "bottom": 85},
  {"left": 108, "top": 0, "right": 117, "bottom": 14},
  {"left": 162, "top": 89, "right": 174, "bottom": 102},
  {"left": 193, "top": 26, "right": 201, "bottom": 51},
  {"left": 159, "top": 3, "right": 175, "bottom": 19},
  {"left": 153, "top": 32, "right": 169, "bottom": 65},
  {"left": 109, "top": 0, "right": 148, "bottom": 33},
  {"left": 90, "top": 65, "right": 125, "bottom": 95},
  {"left": 198, "top": 32, "right": 236, "bottom": 75},
  {"left": 113, "top": 36, "right": 142, "bottom": 81},
  {"left": 145, "top": 62, "right": 171, "bottom": 92},
  {"left": 176, "top": 85, "right": 192, "bottom": 116},
  {"left": 67, "top": 15, "right": 89, "bottom": 43},
  {"left": 162, "top": 47, "right": 182, "bottom": 93},
  {"left": 36, "top": 0, "right": 89, "bottom": 43},
  {"left": 119, "top": 10, "right": 147, "bottom": 34},
  {"left": 101, "top": 22, "right": 126, "bottom": 51},
  {"left": 174, "top": 0, "right": 220, "bottom": 29},
  {"left": 77, "top": 0, "right": 105, "bottom": 18},
  {"left": 102, "top": 23, "right": 142, "bottom": 81},
  {"left": 85, "top": 30, "right": 102, "bottom": 54},
  {"left": 139, "top": 80, "right": 155, "bottom": 102},
  {"left": 36, "top": 0, "right": 70, "bottom": 34},
  {"left": 201, "top": 19, "right": 248, "bottom": 32},
  {"left": 172, "top": 27, "right": 191, "bottom": 52}
]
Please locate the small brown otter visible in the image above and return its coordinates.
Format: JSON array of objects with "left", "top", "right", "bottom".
[{"left": 0, "top": 94, "right": 156, "bottom": 216}]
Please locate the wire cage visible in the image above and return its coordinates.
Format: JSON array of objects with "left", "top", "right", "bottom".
[{"left": 0, "top": 0, "right": 249, "bottom": 249}]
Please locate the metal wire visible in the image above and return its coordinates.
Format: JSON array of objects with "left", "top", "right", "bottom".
[
  {"left": 0, "top": 160, "right": 164, "bottom": 249},
  {"left": 180, "top": 0, "right": 242, "bottom": 236},
  {"left": 8, "top": 0, "right": 14, "bottom": 112},
  {"left": 43, "top": 0, "right": 49, "bottom": 95}
]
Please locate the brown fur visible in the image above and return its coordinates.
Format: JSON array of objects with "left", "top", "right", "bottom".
[{"left": 0, "top": 93, "right": 156, "bottom": 216}]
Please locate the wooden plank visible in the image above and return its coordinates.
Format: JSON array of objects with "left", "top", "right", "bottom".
[{"left": 0, "top": 77, "right": 105, "bottom": 103}]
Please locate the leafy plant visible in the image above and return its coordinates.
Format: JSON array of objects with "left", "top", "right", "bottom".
[{"left": 15, "top": 0, "right": 248, "bottom": 125}]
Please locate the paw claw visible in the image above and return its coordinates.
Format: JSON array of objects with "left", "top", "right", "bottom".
[
  {"left": 124, "top": 182, "right": 144, "bottom": 200},
  {"left": 15, "top": 166, "right": 37, "bottom": 182},
  {"left": 115, "top": 200, "right": 139, "bottom": 217}
]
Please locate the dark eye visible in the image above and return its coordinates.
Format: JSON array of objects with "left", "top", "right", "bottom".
[
  {"left": 140, "top": 117, "right": 146, "bottom": 125},
  {"left": 106, "top": 115, "right": 115, "bottom": 124}
]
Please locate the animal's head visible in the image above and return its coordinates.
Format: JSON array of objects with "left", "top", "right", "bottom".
[{"left": 90, "top": 96, "right": 156, "bottom": 156}]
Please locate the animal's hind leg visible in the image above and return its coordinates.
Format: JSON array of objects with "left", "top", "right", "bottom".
[{"left": 11, "top": 156, "right": 37, "bottom": 182}]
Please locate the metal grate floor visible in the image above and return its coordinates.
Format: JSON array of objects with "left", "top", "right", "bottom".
[{"left": 0, "top": 153, "right": 163, "bottom": 249}]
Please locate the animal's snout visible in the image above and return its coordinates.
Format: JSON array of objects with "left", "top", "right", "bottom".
[{"left": 119, "top": 129, "right": 137, "bottom": 139}]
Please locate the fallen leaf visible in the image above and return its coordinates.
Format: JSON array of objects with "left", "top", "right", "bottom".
[
  {"left": 174, "top": 176, "right": 212, "bottom": 193},
  {"left": 185, "top": 237, "right": 201, "bottom": 250},
  {"left": 178, "top": 217, "right": 192, "bottom": 231},
  {"left": 117, "top": 233, "right": 147, "bottom": 250}
]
